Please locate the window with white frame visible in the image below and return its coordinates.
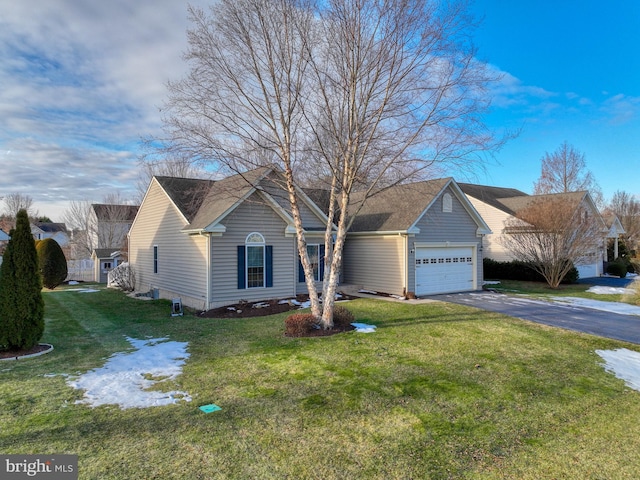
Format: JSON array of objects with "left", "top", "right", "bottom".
[{"left": 246, "top": 232, "right": 265, "bottom": 288}]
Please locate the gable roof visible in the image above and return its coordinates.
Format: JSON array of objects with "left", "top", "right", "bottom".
[
  {"left": 187, "top": 166, "right": 273, "bottom": 231},
  {"left": 35, "top": 222, "right": 67, "bottom": 233},
  {"left": 497, "top": 190, "right": 587, "bottom": 215},
  {"left": 457, "top": 183, "right": 529, "bottom": 215},
  {"left": 348, "top": 179, "right": 449, "bottom": 232},
  {"left": 154, "top": 176, "right": 216, "bottom": 222},
  {"left": 347, "top": 178, "right": 490, "bottom": 234},
  {"left": 149, "top": 166, "right": 330, "bottom": 235},
  {"left": 603, "top": 213, "right": 626, "bottom": 238},
  {"left": 92, "top": 204, "right": 139, "bottom": 222}
]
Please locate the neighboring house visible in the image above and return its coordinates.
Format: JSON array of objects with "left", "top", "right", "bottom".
[
  {"left": 340, "top": 179, "right": 491, "bottom": 297},
  {"left": 128, "top": 167, "right": 331, "bottom": 310},
  {"left": 603, "top": 214, "right": 626, "bottom": 261},
  {"left": 92, "top": 249, "right": 127, "bottom": 283},
  {"left": 90, "top": 203, "right": 139, "bottom": 250},
  {"left": 33, "top": 222, "right": 70, "bottom": 247},
  {"left": 0, "top": 228, "right": 9, "bottom": 262},
  {"left": 89, "top": 203, "right": 139, "bottom": 283},
  {"left": 459, "top": 183, "right": 609, "bottom": 279}
]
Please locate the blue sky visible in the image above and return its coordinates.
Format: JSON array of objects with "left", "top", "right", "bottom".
[
  {"left": 470, "top": 0, "right": 640, "bottom": 197},
  {"left": 0, "top": 0, "right": 638, "bottom": 221}
]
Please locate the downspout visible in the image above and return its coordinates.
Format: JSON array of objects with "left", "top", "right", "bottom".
[
  {"left": 402, "top": 233, "right": 408, "bottom": 296},
  {"left": 205, "top": 232, "right": 211, "bottom": 311}
]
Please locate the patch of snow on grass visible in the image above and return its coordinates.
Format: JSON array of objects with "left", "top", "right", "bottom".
[
  {"left": 596, "top": 348, "right": 640, "bottom": 391},
  {"left": 587, "top": 286, "right": 633, "bottom": 295},
  {"left": 351, "top": 323, "right": 376, "bottom": 333},
  {"left": 551, "top": 297, "right": 640, "bottom": 316},
  {"left": 67, "top": 337, "right": 191, "bottom": 409}
]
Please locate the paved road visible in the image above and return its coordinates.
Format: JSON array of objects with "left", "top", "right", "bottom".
[{"left": 433, "top": 290, "right": 640, "bottom": 345}]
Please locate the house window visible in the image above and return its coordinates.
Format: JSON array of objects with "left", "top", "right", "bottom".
[
  {"left": 298, "top": 243, "right": 325, "bottom": 283},
  {"left": 246, "top": 233, "right": 265, "bottom": 288},
  {"left": 153, "top": 245, "right": 158, "bottom": 273},
  {"left": 443, "top": 193, "right": 453, "bottom": 213},
  {"left": 307, "top": 244, "right": 320, "bottom": 281}
]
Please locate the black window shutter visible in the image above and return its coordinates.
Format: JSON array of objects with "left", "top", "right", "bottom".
[
  {"left": 237, "top": 245, "right": 245, "bottom": 289},
  {"left": 319, "top": 244, "right": 325, "bottom": 279},
  {"left": 265, "top": 245, "right": 273, "bottom": 288}
]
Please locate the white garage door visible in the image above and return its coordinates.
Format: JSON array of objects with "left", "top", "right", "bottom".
[
  {"left": 415, "top": 246, "right": 474, "bottom": 296},
  {"left": 576, "top": 263, "right": 598, "bottom": 279}
]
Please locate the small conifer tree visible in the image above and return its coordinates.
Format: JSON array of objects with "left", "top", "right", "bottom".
[
  {"left": 36, "top": 238, "right": 68, "bottom": 289},
  {"left": 0, "top": 209, "right": 45, "bottom": 350}
]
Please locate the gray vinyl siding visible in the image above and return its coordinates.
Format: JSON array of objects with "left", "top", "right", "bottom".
[
  {"left": 209, "top": 192, "right": 296, "bottom": 308},
  {"left": 129, "top": 180, "right": 208, "bottom": 309},
  {"left": 411, "top": 186, "right": 483, "bottom": 291},
  {"left": 343, "top": 235, "right": 406, "bottom": 296}
]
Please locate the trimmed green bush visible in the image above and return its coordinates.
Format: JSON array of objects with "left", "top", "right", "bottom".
[
  {"left": 36, "top": 238, "right": 68, "bottom": 289},
  {"left": 484, "top": 258, "right": 578, "bottom": 284},
  {"left": 284, "top": 313, "right": 317, "bottom": 337},
  {"left": 332, "top": 305, "right": 355, "bottom": 328},
  {"left": 606, "top": 260, "right": 628, "bottom": 278},
  {"left": 0, "top": 209, "right": 45, "bottom": 350}
]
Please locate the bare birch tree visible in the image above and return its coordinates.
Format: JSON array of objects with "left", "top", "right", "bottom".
[
  {"left": 161, "top": 0, "right": 499, "bottom": 327},
  {"left": 500, "top": 195, "right": 604, "bottom": 288}
]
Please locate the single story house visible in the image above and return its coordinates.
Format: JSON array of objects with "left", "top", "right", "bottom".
[
  {"left": 128, "top": 167, "right": 331, "bottom": 310},
  {"left": 459, "top": 183, "right": 611, "bottom": 279}
]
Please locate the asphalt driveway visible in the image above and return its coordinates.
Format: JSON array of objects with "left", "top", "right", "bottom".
[{"left": 433, "top": 277, "right": 640, "bottom": 345}]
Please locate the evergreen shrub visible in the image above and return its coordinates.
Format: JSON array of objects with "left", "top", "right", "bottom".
[
  {"left": 0, "top": 209, "right": 45, "bottom": 350},
  {"left": 606, "top": 260, "right": 628, "bottom": 278},
  {"left": 36, "top": 238, "right": 68, "bottom": 289},
  {"left": 484, "top": 258, "right": 578, "bottom": 284}
]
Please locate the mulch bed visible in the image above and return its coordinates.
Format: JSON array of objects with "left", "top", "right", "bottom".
[
  {"left": 198, "top": 292, "right": 360, "bottom": 319},
  {"left": 0, "top": 343, "right": 53, "bottom": 360}
]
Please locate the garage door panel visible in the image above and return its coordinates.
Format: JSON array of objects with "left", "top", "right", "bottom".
[{"left": 415, "top": 247, "right": 474, "bottom": 295}]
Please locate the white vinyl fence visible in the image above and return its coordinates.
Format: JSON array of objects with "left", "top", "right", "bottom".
[{"left": 67, "top": 258, "right": 94, "bottom": 282}]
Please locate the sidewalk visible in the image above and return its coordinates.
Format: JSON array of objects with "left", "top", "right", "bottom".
[{"left": 338, "top": 284, "right": 437, "bottom": 304}]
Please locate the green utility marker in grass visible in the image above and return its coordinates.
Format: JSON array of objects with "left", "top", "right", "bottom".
[{"left": 199, "top": 404, "right": 221, "bottom": 413}]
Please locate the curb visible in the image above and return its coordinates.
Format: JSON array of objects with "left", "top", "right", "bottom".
[{"left": 0, "top": 344, "right": 54, "bottom": 361}]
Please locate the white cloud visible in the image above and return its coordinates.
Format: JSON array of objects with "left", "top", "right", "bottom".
[
  {"left": 487, "top": 66, "right": 556, "bottom": 109},
  {"left": 601, "top": 93, "right": 640, "bottom": 125},
  {"left": 0, "top": 0, "right": 208, "bottom": 218}
]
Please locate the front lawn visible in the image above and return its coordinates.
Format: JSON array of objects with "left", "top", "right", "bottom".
[{"left": 2, "top": 286, "right": 640, "bottom": 478}]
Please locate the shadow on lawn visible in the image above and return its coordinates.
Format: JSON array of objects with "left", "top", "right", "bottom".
[{"left": 371, "top": 309, "right": 494, "bottom": 329}]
